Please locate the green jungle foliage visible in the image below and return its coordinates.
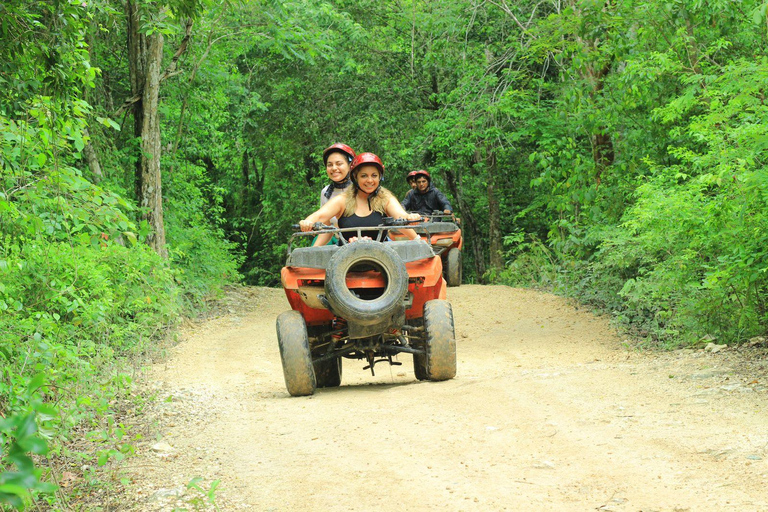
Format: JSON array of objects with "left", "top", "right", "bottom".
[{"left": 2, "top": 0, "right": 767, "bottom": 507}]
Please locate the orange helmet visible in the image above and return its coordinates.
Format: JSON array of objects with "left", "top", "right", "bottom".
[{"left": 323, "top": 143, "right": 356, "bottom": 164}]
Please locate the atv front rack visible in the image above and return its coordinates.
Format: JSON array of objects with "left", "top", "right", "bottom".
[
  {"left": 286, "top": 218, "right": 434, "bottom": 261},
  {"left": 286, "top": 239, "right": 436, "bottom": 269}
]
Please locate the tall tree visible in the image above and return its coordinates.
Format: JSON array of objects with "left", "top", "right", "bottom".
[{"left": 124, "top": 2, "right": 194, "bottom": 257}]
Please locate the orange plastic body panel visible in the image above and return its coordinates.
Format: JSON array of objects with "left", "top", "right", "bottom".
[
  {"left": 430, "top": 229, "right": 463, "bottom": 251},
  {"left": 405, "top": 256, "right": 447, "bottom": 319},
  {"left": 390, "top": 226, "right": 463, "bottom": 251},
  {"left": 280, "top": 256, "right": 446, "bottom": 326},
  {"left": 281, "top": 266, "right": 333, "bottom": 325}
]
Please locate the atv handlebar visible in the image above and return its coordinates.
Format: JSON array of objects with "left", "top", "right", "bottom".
[
  {"left": 291, "top": 222, "right": 335, "bottom": 232},
  {"left": 292, "top": 218, "right": 424, "bottom": 232},
  {"left": 287, "top": 217, "right": 432, "bottom": 253}
]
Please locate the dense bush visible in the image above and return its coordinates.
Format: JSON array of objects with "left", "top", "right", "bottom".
[{"left": 500, "top": 12, "right": 768, "bottom": 347}]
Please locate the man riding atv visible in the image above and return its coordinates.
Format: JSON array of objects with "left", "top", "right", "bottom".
[
  {"left": 401, "top": 169, "right": 452, "bottom": 216},
  {"left": 396, "top": 170, "right": 463, "bottom": 286}
]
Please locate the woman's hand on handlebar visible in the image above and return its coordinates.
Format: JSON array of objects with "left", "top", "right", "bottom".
[
  {"left": 299, "top": 219, "right": 315, "bottom": 232},
  {"left": 406, "top": 213, "right": 422, "bottom": 222}
]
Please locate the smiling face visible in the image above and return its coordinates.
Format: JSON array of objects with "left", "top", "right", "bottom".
[
  {"left": 325, "top": 151, "right": 351, "bottom": 183},
  {"left": 354, "top": 165, "right": 381, "bottom": 194},
  {"left": 415, "top": 176, "right": 429, "bottom": 193}
]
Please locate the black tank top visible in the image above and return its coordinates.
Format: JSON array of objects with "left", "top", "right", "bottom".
[{"left": 337, "top": 211, "right": 387, "bottom": 242}]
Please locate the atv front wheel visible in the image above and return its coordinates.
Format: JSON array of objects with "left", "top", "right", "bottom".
[
  {"left": 445, "top": 248, "right": 462, "bottom": 287},
  {"left": 423, "top": 300, "right": 457, "bottom": 381},
  {"left": 276, "top": 311, "right": 316, "bottom": 396}
]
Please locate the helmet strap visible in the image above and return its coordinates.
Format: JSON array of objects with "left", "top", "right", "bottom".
[
  {"left": 333, "top": 175, "right": 350, "bottom": 188},
  {"left": 324, "top": 175, "right": 351, "bottom": 200},
  {"left": 367, "top": 186, "right": 382, "bottom": 211}
]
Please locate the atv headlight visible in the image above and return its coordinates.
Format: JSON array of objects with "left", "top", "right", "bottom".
[{"left": 433, "top": 238, "right": 454, "bottom": 247}]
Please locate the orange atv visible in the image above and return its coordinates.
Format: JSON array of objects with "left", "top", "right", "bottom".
[
  {"left": 392, "top": 212, "right": 463, "bottom": 287},
  {"left": 277, "top": 220, "right": 457, "bottom": 396}
]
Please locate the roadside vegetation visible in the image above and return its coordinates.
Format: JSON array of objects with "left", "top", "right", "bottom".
[{"left": 1, "top": 0, "right": 767, "bottom": 508}]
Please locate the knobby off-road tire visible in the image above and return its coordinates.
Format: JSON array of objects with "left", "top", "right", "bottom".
[
  {"left": 314, "top": 357, "right": 342, "bottom": 388},
  {"left": 413, "top": 352, "right": 428, "bottom": 381},
  {"left": 423, "top": 300, "right": 457, "bottom": 381},
  {"left": 276, "top": 311, "right": 316, "bottom": 396},
  {"left": 324, "top": 240, "right": 408, "bottom": 324},
  {"left": 445, "top": 248, "right": 462, "bottom": 287},
  {"left": 410, "top": 323, "right": 428, "bottom": 381}
]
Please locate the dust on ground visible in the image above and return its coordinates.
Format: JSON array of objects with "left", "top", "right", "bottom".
[{"left": 118, "top": 285, "right": 768, "bottom": 511}]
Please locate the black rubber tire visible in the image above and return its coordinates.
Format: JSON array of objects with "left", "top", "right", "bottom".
[
  {"left": 445, "top": 248, "right": 462, "bottom": 287},
  {"left": 413, "top": 353, "right": 428, "bottom": 381},
  {"left": 314, "top": 357, "right": 342, "bottom": 388},
  {"left": 276, "top": 311, "right": 316, "bottom": 396},
  {"left": 324, "top": 240, "right": 408, "bottom": 324},
  {"left": 424, "top": 300, "right": 457, "bottom": 381}
]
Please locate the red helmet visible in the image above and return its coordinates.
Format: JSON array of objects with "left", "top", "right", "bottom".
[
  {"left": 413, "top": 169, "right": 431, "bottom": 183},
  {"left": 351, "top": 152, "right": 385, "bottom": 175},
  {"left": 323, "top": 143, "right": 356, "bottom": 164},
  {"left": 406, "top": 170, "right": 419, "bottom": 183}
]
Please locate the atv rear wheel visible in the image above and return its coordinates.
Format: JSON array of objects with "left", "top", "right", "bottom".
[
  {"left": 276, "top": 311, "right": 316, "bottom": 396},
  {"left": 424, "top": 300, "right": 457, "bottom": 381},
  {"left": 445, "top": 248, "right": 462, "bottom": 287},
  {"left": 314, "top": 357, "right": 342, "bottom": 388}
]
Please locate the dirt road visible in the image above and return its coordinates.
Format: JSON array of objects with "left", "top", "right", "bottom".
[{"left": 125, "top": 285, "right": 768, "bottom": 511}]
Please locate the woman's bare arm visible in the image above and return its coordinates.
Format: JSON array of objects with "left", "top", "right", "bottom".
[
  {"left": 385, "top": 197, "right": 420, "bottom": 240},
  {"left": 300, "top": 196, "right": 345, "bottom": 232}
]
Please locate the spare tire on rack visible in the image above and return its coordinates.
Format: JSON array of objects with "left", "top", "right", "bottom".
[{"left": 324, "top": 240, "right": 408, "bottom": 325}]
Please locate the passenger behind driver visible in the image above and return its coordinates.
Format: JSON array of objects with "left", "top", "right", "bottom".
[
  {"left": 313, "top": 143, "right": 356, "bottom": 246},
  {"left": 406, "top": 170, "right": 418, "bottom": 189}
]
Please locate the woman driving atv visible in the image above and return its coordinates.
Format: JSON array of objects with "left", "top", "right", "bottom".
[{"left": 300, "top": 152, "right": 421, "bottom": 243}]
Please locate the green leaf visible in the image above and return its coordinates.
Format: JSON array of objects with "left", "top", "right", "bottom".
[
  {"left": 27, "top": 373, "right": 47, "bottom": 393},
  {"left": 73, "top": 133, "right": 85, "bottom": 152},
  {"left": 17, "top": 437, "right": 48, "bottom": 456},
  {"left": 96, "top": 116, "right": 121, "bottom": 131}
]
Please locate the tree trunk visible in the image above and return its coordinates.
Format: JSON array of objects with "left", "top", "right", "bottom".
[
  {"left": 444, "top": 166, "right": 486, "bottom": 281},
  {"left": 139, "top": 31, "right": 167, "bottom": 257},
  {"left": 83, "top": 129, "right": 103, "bottom": 183},
  {"left": 485, "top": 150, "right": 503, "bottom": 273},
  {"left": 127, "top": 0, "right": 168, "bottom": 258},
  {"left": 127, "top": 0, "right": 146, "bottom": 199}
]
